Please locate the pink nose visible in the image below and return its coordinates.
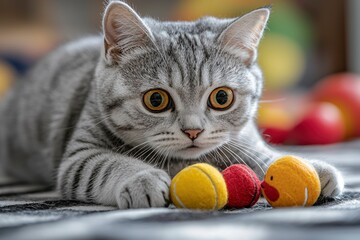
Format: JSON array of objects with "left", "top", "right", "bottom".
[{"left": 182, "top": 129, "right": 204, "bottom": 140}]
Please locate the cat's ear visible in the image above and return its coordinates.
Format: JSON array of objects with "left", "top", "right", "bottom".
[
  {"left": 218, "top": 8, "right": 270, "bottom": 65},
  {"left": 102, "top": 1, "right": 154, "bottom": 62}
]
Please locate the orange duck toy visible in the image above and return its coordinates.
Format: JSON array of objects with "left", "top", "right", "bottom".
[{"left": 261, "top": 155, "right": 321, "bottom": 207}]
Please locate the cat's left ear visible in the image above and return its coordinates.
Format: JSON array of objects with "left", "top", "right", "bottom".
[
  {"left": 102, "top": 1, "right": 155, "bottom": 63},
  {"left": 218, "top": 8, "right": 270, "bottom": 65}
]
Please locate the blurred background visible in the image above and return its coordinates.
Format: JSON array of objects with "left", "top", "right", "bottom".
[{"left": 1, "top": 0, "right": 360, "bottom": 146}]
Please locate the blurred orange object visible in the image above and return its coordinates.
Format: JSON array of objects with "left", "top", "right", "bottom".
[
  {"left": 312, "top": 73, "right": 360, "bottom": 138},
  {"left": 0, "top": 26, "right": 59, "bottom": 59},
  {"left": 257, "top": 103, "right": 294, "bottom": 144},
  {"left": 0, "top": 61, "right": 15, "bottom": 97}
]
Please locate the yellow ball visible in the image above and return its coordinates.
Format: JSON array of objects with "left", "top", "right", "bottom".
[
  {"left": 257, "top": 103, "right": 294, "bottom": 129},
  {"left": 258, "top": 34, "right": 305, "bottom": 91},
  {"left": 261, "top": 155, "right": 321, "bottom": 207},
  {"left": 170, "top": 163, "right": 228, "bottom": 210}
]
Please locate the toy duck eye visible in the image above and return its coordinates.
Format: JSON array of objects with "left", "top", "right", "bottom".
[
  {"left": 270, "top": 176, "right": 273, "bottom": 181},
  {"left": 208, "top": 87, "right": 234, "bottom": 110},
  {"left": 143, "top": 89, "right": 173, "bottom": 113}
]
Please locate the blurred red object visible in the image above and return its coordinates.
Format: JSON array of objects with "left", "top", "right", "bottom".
[
  {"left": 258, "top": 93, "right": 306, "bottom": 144},
  {"left": 262, "top": 127, "right": 290, "bottom": 144},
  {"left": 312, "top": 73, "right": 360, "bottom": 138},
  {"left": 288, "top": 102, "right": 345, "bottom": 145}
]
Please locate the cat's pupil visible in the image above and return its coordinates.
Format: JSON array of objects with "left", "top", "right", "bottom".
[
  {"left": 150, "top": 92, "right": 163, "bottom": 107},
  {"left": 216, "top": 90, "right": 228, "bottom": 105}
]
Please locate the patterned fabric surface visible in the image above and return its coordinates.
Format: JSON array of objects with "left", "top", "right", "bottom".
[{"left": 0, "top": 141, "right": 360, "bottom": 240}]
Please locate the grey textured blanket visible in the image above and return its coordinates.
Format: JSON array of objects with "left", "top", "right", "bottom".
[{"left": 0, "top": 141, "right": 360, "bottom": 240}]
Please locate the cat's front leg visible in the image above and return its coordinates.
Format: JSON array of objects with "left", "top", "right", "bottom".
[
  {"left": 309, "top": 160, "right": 344, "bottom": 198},
  {"left": 58, "top": 140, "right": 171, "bottom": 209},
  {"left": 114, "top": 167, "right": 171, "bottom": 209}
]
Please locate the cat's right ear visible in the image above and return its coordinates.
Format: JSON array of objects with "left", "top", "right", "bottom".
[
  {"left": 102, "top": 1, "right": 154, "bottom": 63},
  {"left": 218, "top": 8, "right": 270, "bottom": 66}
]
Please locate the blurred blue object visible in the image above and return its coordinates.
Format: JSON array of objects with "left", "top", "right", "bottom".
[{"left": 0, "top": 54, "right": 32, "bottom": 75}]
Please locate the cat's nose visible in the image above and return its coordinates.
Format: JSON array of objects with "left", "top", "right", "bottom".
[{"left": 182, "top": 129, "right": 204, "bottom": 140}]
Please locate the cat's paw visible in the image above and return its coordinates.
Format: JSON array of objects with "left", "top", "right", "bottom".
[
  {"left": 310, "top": 160, "right": 344, "bottom": 198},
  {"left": 115, "top": 169, "right": 171, "bottom": 209}
]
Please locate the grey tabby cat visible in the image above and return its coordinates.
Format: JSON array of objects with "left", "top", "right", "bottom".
[{"left": 0, "top": 1, "right": 344, "bottom": 208}]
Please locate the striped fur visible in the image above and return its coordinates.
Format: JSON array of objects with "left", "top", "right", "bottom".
[{"left": 0, "top": 1, "right": 343, "bottom": 208}]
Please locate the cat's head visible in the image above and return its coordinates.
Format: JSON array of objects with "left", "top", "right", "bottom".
[{"left": 96, "top": 1, "right": 269, "bottom": 160}]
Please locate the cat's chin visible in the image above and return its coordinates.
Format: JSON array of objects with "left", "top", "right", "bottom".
[{"left": 170, "top": 145, "right": 217, "bottom": 160}]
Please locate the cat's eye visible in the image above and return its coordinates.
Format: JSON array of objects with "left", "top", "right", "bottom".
[
  {"left": 208, "top": 87, "right": 234, "bottom": 110},
  {"left": 143, "top": 89, "right": 173, "bottom": 113}
]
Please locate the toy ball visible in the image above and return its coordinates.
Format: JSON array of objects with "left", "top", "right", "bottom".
[
  {"left": 222, "top": 164, "right": 261, "bottom": 208},
  {"left": 288, "top": 102, "right": 345, "bottom": 145},
  {"left": 259, "top": 34, "right": 305, "bottom": 91},
  {"left": 261, "top": 155, "right": 321, "bottom": 207},
  {"left": 170, "top": 163, "right": 228, "bottom": 210},
  {"left": 312, "top": 73, "right": 360, "bottom": 138}
]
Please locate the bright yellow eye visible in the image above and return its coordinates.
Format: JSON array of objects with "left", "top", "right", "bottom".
[
  {"left": 208, "top": 87, "right": 234, "bottom": 110},
  {"left": 143, "top": 89, "right": 171, "bottom": 112}
]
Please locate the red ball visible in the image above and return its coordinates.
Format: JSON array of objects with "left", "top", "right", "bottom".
[
  {"left": 288, "top": 102, "right": 345, "bottom": 145},
  {"left": 222, "top": 164, "right": 261, "bottom": 208},
  {"left": 262, "top": 127, "right": 291, "bottom": 144},
  {"left": 312, "top": 73, "right": 360, "bottom": 138}
]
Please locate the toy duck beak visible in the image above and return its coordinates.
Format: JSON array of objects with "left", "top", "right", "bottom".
[{"left": 261, "top": 180, "right": 280, "bottom": 202}]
